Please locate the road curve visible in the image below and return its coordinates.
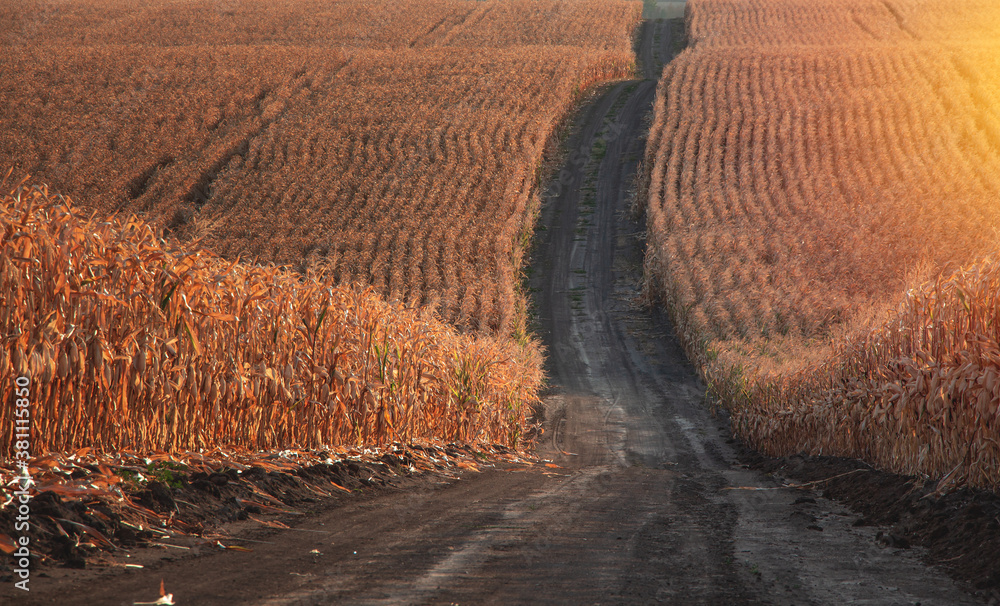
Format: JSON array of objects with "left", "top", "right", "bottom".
[{"left": 13, "top": 20, "right": 982, "bottom": 606}]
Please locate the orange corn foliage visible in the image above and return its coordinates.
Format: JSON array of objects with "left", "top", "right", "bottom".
[
  {"left": 726, "top": 260, "right": 1000, "bottom": 488},
  {"left": 0, "top": 180, "right": 542, "bottom": 457},
  {"left": 687, "top": 0, "right": 1000, "bottom": 47},
  {"left": 195, "top": 48, "right": 632, "bottom": 335},
  {"left": 1, "top": 0, "right": 640, "bottom": 336},
  {"left": 644, "top": 0, "right": 1000, "bottom": 488},
  {"left": 5, "top": 0, "right": 639, "bottom": 50}
]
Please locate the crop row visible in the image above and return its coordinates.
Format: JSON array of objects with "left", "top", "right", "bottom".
[
  {"left": 725, "top": 259, "right": 1000, "bottom": 489},
  {"left": 687, "top": 0, "right": 1000, "bottom": 48},
  {"left": 0, "top": 180, "right": 543, "bottom": 457}
]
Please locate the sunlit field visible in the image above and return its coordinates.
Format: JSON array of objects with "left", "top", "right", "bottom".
[{"left": 643, "top": 0, "right": 1000, "bottom": 488}]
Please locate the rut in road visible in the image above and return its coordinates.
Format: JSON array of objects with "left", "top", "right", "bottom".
[{"left": 15, "top": 20, "right": 982, "bottom": 606}]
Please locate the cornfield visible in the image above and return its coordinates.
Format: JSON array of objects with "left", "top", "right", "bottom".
[
  {"left": 725, "top": 260, "right": 1000, "bottom": 488},
  {"left": 644, "top": 0, "right": 1000, "bottom": 488},
  {"left": 687, "top": 0, "right": 1000, "bottom": 48},
  {"left": 5, "top": 0, "right": 639, "bottom": 50},
  {"left": 1, "top": 0, "right": 640, "bottom": 335},
  {"left": 0, "top": 178, "right": 543, "bottom": 458},
  {"left": 193, "top": 48, "right": 632, "bottom": 335}
]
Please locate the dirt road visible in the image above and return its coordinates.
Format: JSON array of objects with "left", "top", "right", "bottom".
[{"left": 9, "top": 20, "right": 984, "bottom": 605}]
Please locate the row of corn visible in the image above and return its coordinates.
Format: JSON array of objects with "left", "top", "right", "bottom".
[
  {"left": 716, "top": 259, "right": 1000, "bottom": 489},
  {"left": 0, "top": 179, "right": 543, "bottom": 457}
]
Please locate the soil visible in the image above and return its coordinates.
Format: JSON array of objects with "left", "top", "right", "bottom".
[
  {"left": 0, "top": 444, "right": 524, "bottom": 585},
  {"left": 742, "top": 451, "right": 1000, "bottom": 598},
  {"left": 3, "top": 19, "right": 1000, "bottom": 605}
]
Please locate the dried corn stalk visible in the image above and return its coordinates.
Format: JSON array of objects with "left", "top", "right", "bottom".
[{"left": 0, "top": 181, "right": 543, "bottom": 457}]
